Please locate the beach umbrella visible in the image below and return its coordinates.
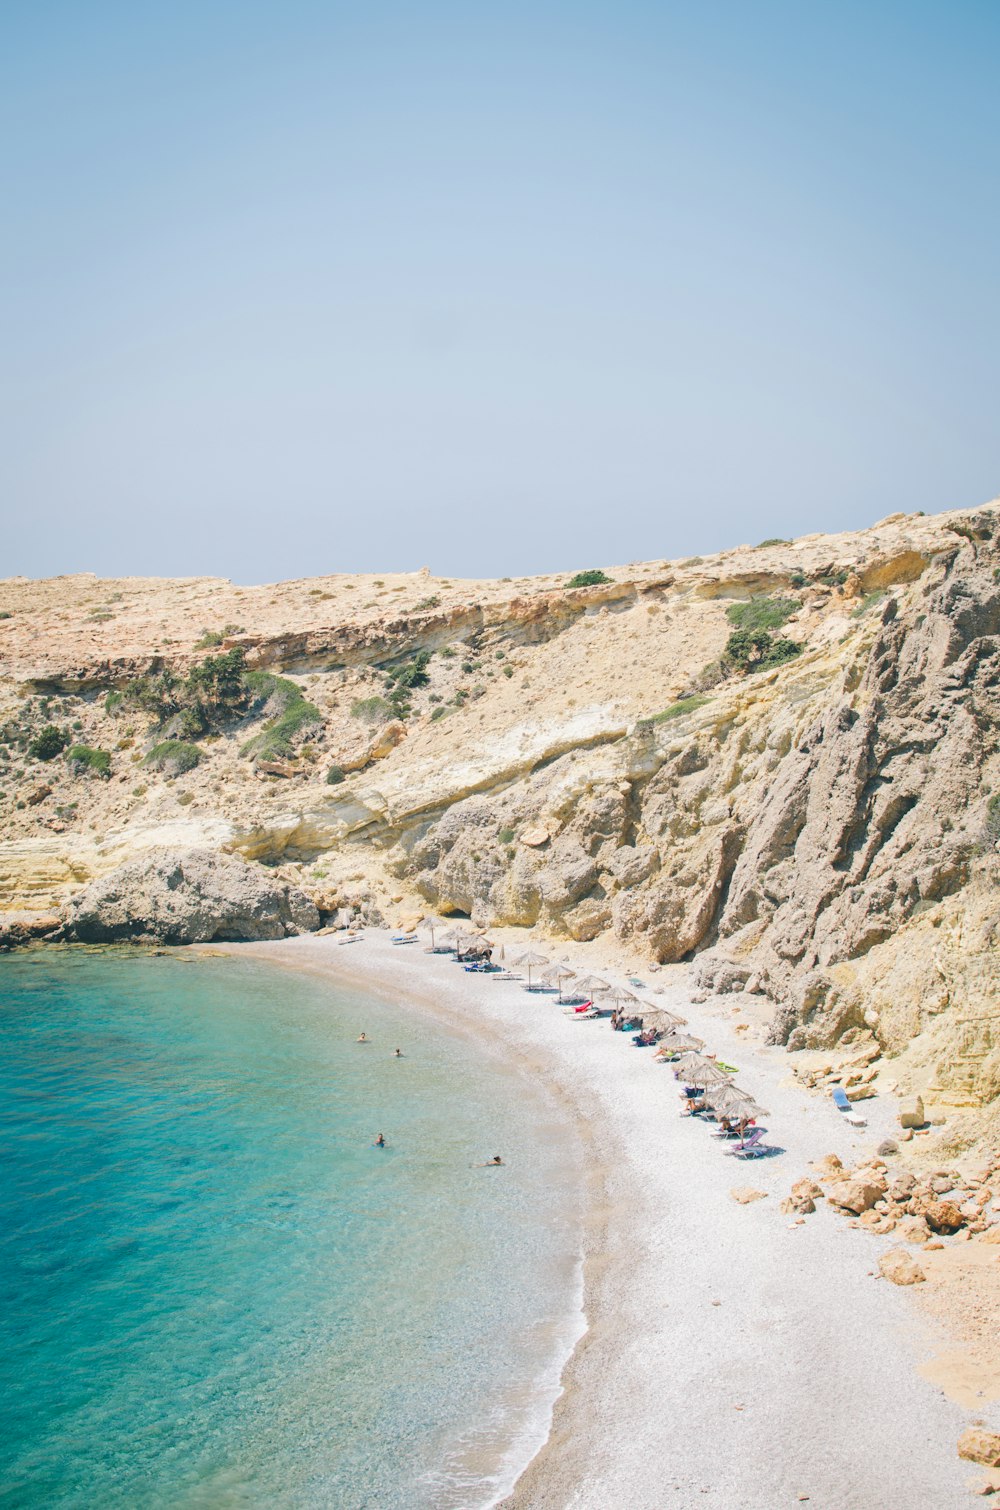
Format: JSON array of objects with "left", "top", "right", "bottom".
[
  {"left": 704, "top": 1084, "right": 769, "bottom": 1120},
  {"left": 512, "top": 950, "right": 549, "bottom": 986},
  {"left": 422, "top": 915, "right": 450, "bottom": 948},
  {"left": 570, "top": 974, "right": 610, "bottom": 996},
  {"left": 635, "top": 1006, "right": 687, "bottom": 1031},
  {"left": 540, "top": 964, "right": 576, "bottom": 1000},
  {"left": 670, "top": 1053, "right": 732, "bottom": 1087},
  {"left": 657, "top": 1032, "right": 705, "bottom": 1054},
  {"left": 603, "top": 986, "right": 638, "bottom": 1007}
]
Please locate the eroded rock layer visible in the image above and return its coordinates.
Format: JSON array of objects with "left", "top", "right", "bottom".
[{"left": 1, "top": 505, "right": 998, "bottom": 1145}]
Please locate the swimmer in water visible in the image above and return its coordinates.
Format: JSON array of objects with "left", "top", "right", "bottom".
[
  {"left": 357, "top": 1032, "right": 368, "bottom": 1042},
  {"left": 477, "top": 1155, "right": 504, "bottom": 1166},
  {"left": 374, "top": 1133, "right": 386, "bottom": 1147},
  {"left": 393, "top": 1048, "right": 403, "bottom": 1057}
]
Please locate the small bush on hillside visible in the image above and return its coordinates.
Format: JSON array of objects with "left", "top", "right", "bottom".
[
  {"left": 566, "top": 569, "right": 611, "bottom": 588},
  {"left": 652, "top": 695, "right": 711, "bottom": 722},
  {"left": 756, "top": 538, "right": 789, "bottom": 548},
  {"left": 351, "top": 696, "right": 393, "bottom": 724},
  {"left": 66, "top": 745, "right": 111, "bottom": 778},
  {"left": 850, "top": 590, "right": 887, "bottom": 619},
  {"left": 145, "top": 740, "right": 201, "bottom": 774},
  {"left": 195, "top": 630, "right": 225, "bottom": 648},
  {"left": 29, "top": 726, "right": 69, "bottom": 761},
  {"left": 725, "top": 596, "right": 801, "bottom": 633},
  {"left": 498, "top": 827, "right": 515, "bottom": 844},
  {"left": 415, "top": 595, "right": 441, "bottom": 611},
  {"left": 724, "top": 628, "right": 802, "bottom": 674},
  {"left": 816, "top": 569, "right": 849, "bottom": 587},
  {"left": 326, "top": 765, "right": 346, "bottom": 785}
]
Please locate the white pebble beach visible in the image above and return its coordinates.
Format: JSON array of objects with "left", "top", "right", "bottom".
[{"left": 221, "top": 930, "right": 979, "bottom": 1510}]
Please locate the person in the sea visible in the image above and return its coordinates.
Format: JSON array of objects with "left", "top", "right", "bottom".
[
  {"left": 477, "top": 1154, "right": 504, "bottom": 1166},
  {"left": 374, "top": 1133, "right": 386, "bottom": 1147},
  {"left": 357, "top": 1032, "right": 368, "bottom": 1042},
  {"left": 393, "top": 1047, "right": 403, "bottom": 1057}
]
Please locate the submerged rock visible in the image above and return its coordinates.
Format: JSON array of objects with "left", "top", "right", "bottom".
[{"left": 60, "top": 848, "right": 320, "bottom": 944}]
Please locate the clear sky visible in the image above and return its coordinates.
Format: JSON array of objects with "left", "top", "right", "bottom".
[{"left": 2, "top": 1, "right": 998, "bottom": 583}]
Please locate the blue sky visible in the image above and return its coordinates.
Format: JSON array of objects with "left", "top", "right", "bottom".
[{"left": 2, "top": 1, "right": 997, "bottom": 582}]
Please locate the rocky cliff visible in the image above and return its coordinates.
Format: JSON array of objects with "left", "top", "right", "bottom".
[{"left": 2, "top": 505, "right": 998, "bottom": 1147}]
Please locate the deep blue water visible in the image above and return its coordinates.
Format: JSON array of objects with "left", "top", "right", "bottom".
[{"left": 0, "top": 949, "right": 582, "bottom": 1509}]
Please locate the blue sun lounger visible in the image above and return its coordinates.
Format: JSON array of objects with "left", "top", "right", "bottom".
[{"left": 831, "top": 1085, "right": 867, "bottom": 1127}]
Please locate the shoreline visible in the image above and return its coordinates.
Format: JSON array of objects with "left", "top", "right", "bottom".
[{"left": 215, "top": 930, "right": 978, "bottom": 1509}]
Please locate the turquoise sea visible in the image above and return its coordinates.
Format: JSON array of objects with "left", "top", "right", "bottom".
[{"left": 0, "top": 949, "right": 584, "bottom": 1509}]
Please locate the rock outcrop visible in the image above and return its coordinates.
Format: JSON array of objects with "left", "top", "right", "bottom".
[
  {"left": 1, "top": 503, "right": 999, "bottom": 1145},
  {"left": 60, "top": 849, "right": 319, "bottom": 944}
]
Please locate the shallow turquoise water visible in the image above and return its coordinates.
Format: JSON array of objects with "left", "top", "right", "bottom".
[{"left": 0, "top": 949, "right": 583, "bottom": 1509}]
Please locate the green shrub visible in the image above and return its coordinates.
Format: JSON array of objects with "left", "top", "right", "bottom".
[
  {"left": 326, "top": 765, "right": 346, "bottom": 785},
  {"left": 195, "top": 630, "right": 224, "bottom": 648},
  {"left": 498, "top": 827, "right": 515, "bottom": 844},
  {"left": 816, "top": 569, "right": 848, "bottom": 587},
  {"left": 430, "top": 706, "right": 449, "bottom": 721},
  {"left": 351, "top": 696, "right": 393, "bottom": 724},
  {"left": 755, "top": 538, "right": 789, "bottom": 548},
  {"left": 439, "top": 645, "right": 456, "bottom": 658},
  {"left": 566, "top": 569, "right": 611, "bottom": 588},
  {"left": 652, "top": 695, "right": 711, "bottom": 722},
  {"left": 241, "top": 693, "right": 321, "bottom": 760},
  {"left": 415, "top": 595, "right": 441, "bottom": 611},
  {"left": 725, "top": 629, "right": 802, "bottom": 673},
  {"left": 145, "top": 740, "right": 201, "bottom": 773},
  {"left": 29, "top": 726, "right": 69, "bottom": 761},
  {"left": 65, "top": 744, "right": 111, "bottom": 777},
  {"left": 502, "top": 665, "right": 514, "bottom": 678},
  {"left": 104, "top": 689, "right": 125, "bottom": 714},
  {"left": 0, "top": 611, "right": 12, "bottom": 620},
  {"left": 850, "top": 590, "right": 887, "bottom": 619},
  {"left": 789, "top": 571, "right": 807, "bottom": 589},
  {"left": 384, "top": 650, "right": 432, "bottom": 692},
  {"left": 725, "top": 596, "right": 801, "bottom": 633}
]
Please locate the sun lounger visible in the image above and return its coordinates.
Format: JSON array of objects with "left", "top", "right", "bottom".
[
  {"left": 725, "top": 1127, "right": 766, "bottom": 1155},
  {"left": 831, "top": 1086, "right": 867, "bottom": 1127},
  {"left": 391, "top": 934, "right": 419, "bottom": 944},
  {"left": 729, "top": 1139, "right": 776, "bottom": 1159}
]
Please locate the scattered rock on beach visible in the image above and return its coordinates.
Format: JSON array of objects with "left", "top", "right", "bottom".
[
  {"left": 899, "top": 1094, "right": 925, "bottom": 1129},
  {"left": 959, "top": 1429, "right": 1000, "bottom": 1468},
  {"left": 730, "top": 1187, "right": 768, "bottom": 1205},
  {"left": 878, "top": 1249, "right": 926, "bottom": 1286}
]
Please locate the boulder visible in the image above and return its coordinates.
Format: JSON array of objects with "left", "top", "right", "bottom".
[
  {"left": 977, "top": 1226, "right": 1000, "bottom": 1245},
  {"left": 914, "top": 1198, "right": 965, "bottom": 1234},
  {"left": 520, "top": 827, "right": 550, "bottom": 848},
  {"left": 878, "top": 1248, "right": 926, "bottom": 1286},
  {"left": 897, "top": 1215, "right": 931, "bottom": 1244},
  {"left": 782, "top": 1179, "right": 823, "bottom": 1215},
  {"left": 826, "top": 1179, "right": 884, "bottom": 1215},
  {"left": 959, "top": 1430, "right": 1000, "bottom": 1468},
  {"left": 730, "top": 1187, "right": 768, "bottom": 1205},
  {"left": 899, "top": 1094, "right": 925, "bottom": 1129},
  {"left": 60, "top": 848, "right": 320, "bottom": 944}
]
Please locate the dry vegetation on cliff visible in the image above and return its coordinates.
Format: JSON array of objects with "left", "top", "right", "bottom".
[{"left": 2, "top": 504, "right": 998, "bottom": 1151}]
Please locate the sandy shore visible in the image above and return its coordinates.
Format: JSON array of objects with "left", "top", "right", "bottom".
[{"left": 216, "top": 930, "right": 980, "bottom": 1510}]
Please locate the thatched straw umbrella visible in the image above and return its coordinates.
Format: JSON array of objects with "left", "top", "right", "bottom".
[
  {"left": 671, "top": 1053, "right": 732, "bottom": 1087},
  {"left": 512, "top": 951, "right": 549, "bottom": 986},
  {"left": 635, "top": 1005, "right": 687, "bottom": 1032},
  {"left": 540, "top": 964, "right": 576, "bottom": 1001},
  {"left": 656, "top": 1032, "right": 705, "bottom": 1054},
  {"left": 570, "top": 974, "right": 610, "bottom": 997},
  {"left": 704, "top": 1083, "right": 769, "bottom": 1120}
]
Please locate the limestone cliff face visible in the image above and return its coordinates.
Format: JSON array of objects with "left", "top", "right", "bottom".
[{"left": 1, "top": 505, "right": 998, "bottom": 1141}]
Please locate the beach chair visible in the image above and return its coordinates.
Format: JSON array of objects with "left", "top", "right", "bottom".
[
  {"left": 730, "top": 1139, "right": 775, "bottom": 1159},
  {"left": 725, "top": 1127, "right": 767, "bottom": 1156},
  {"left": 831, "top": 1086, "right": 867, "bottom": 1128}
]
